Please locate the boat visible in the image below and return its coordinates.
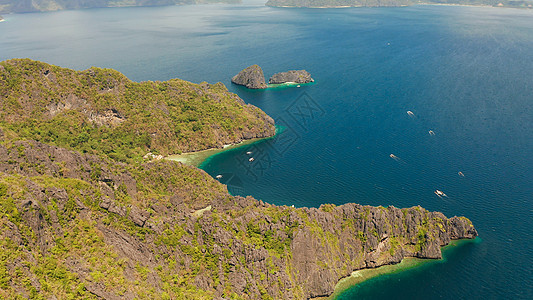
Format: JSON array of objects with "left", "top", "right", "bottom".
[
  {"left": 429, "top": 130, "right": 435, "bottom": 136},
  {"left": 407, "top": 110, "right": 415, "bottom": 117},
  {"left": 249, "top": 157, "right": 254, "bottom": 162},
  {"left": 246, "top": 151, "right": 252, "bottom": 155},
  {"left": 458, "top": 171, "right": 465, "bottom": 177},
  {"left": 216, "top": 174, "right": 223, "bottom": 179},
  {"left": 434, "top": 190, "right": 447, "bottom": 197}
]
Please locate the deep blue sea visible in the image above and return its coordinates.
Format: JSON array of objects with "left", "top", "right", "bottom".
[{"left": 1, "top": 3, "right": 532, "bottom": 299}]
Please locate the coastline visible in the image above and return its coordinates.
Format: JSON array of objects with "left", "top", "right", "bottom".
[
  {"left": 268, "top": 3, "right": 532, "bottom": 9},
  {"left": 266, "top": 81, "right": 316, "bottom": 89},
  {"left": 166, "top": 126, "right": 281, "bottom": 167},
  {"left": 168, "top": 121, "right": 480, "bottom": 300},
  {"left": 320, "top": 238, "right": 481, "bottom": 300}
]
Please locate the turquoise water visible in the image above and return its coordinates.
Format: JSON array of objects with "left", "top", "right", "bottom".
[{"left": 1, "top": 4, "right": 532, "bottom": 299}]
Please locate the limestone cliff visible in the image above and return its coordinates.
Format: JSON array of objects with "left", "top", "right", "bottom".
[
  {"left": 0, "top": 137, "right": 477, "bottom": 299},
  {"left": 269, "top": 70, "right": 314, "bottom": 84},
  {"left": 231, "top": 65, "right": 268, "bottom": 89}
]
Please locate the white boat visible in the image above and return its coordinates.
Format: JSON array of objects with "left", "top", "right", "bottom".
[
  {"left": 216, "top": 174, "right": 223, "bottom": 179},
  {"left": 429, "top": 130, "right": 435, "bottom": 136},
  {"left": 434, "top": 190, "right": 447, "bottom": 197},
  {"left": 246, "top": 151, "right": 252, "bottom": 155},
  {"left": 249, "top": 157, "right": 254, "bottom": 162}
]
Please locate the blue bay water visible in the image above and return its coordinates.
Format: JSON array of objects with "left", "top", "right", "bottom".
[{"left": 1, "top": 4, "right": 532, "bottom": 299}]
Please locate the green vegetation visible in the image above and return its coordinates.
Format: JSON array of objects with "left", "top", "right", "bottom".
[{"left": 0, "top": 59, "right": 274, "bottom": 163}]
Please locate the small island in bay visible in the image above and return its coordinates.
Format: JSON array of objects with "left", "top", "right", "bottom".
[{"left": 232, "top": 64, "right": 314, "bottom": 89}]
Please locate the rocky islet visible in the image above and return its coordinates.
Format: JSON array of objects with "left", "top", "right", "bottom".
[
  {"left": 231, "top": 64, "right": 268, "bottom": 89},
  {"left": 269, "top": 70, "right": 314, "bottom": 84},
  {"left": 232, "top": 65, "right": 314, "bottom": 89}
]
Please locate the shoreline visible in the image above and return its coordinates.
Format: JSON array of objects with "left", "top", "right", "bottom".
[
  {"left": 266, "top": 81, "right": 316, "bottom": 89},
  {"left": 319, "top": 238, "right": 481, "bottom": 299},
  {"left": 269, "top": 3, "right": 531, "bottom": 9},
  {"left": 166, "top": 126, "right": 281, "bottom": 167}
]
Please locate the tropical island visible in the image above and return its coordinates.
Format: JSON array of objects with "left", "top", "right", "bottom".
[
  {"left": 0, "top": 59, "right": 477, "bottom": 299},
  {"left": 265, "top": 0, "right": 533, "bottom": 8},
  {"left": 232, "top": 65, "right": 314, "bottom": 89}
]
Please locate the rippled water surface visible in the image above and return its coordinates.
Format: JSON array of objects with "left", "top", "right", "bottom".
[{"left": 1, "top": 4, "right": 532, "bottom": 299}]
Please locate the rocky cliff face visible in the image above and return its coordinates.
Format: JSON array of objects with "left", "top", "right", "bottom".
[
  {"left": 231, "top": 65, "right": 268, "bottom": 89},
  {"left": 0, "top": 138, "right": 478, "bottom": 299},
  {"left": 269, "top": 70, "right": 314, "bottom": 84}
]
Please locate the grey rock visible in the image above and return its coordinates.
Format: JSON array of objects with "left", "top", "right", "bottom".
[
  {"left": 231, "top": 65, "right": 267, "bottom": 89},
  {"left": 268, "top": 70, "right": 314, "bottom": 84}
]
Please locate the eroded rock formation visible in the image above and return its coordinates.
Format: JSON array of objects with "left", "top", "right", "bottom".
[
  {"left": 231, "top": 65, "right": 268, "bottom": 89},
  {"left": 269, "top": 70, "right": 314, "bottom": 84}
]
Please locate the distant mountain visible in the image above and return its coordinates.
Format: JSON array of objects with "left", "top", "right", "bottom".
[
  {"left": 265, "top": 0, "right": 533, "bottom": 8},
  {"left": 0, "top": 0, "right": 241, "bottom": 14}
]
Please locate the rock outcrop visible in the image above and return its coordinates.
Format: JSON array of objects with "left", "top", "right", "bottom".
[
  {"left": 269, "top": 70, "right": 314, "bottom": 84},
  {"left": 231, "top": 64, "right": 268, "bottom": 89}
]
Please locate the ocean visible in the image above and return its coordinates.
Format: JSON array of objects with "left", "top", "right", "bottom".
[{"left": 1, "top": 3, "right": 532, "bottom": 299}]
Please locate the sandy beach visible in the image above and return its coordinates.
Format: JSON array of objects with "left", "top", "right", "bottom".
[{"left": 167, "top": 127, "right": 281, "bottom": 167}]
